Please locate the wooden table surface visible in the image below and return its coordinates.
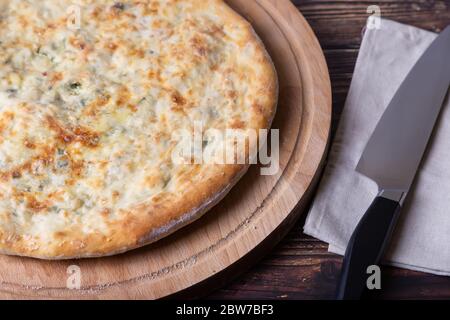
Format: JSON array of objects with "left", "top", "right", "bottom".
[{"left": 207, "top": 0, "right": 450, "bottom": 300}]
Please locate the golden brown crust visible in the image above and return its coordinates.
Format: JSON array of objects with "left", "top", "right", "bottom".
[{"left": 0, "top": 0, "right": 278, "bottom": 259}]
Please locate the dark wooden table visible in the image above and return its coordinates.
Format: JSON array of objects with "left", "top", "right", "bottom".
[{"left": 208, "top": 0, "right": 450, "bottom": 300}]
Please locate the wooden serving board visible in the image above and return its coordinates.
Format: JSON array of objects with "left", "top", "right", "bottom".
[{"left": 0, "top": 0, "right": 331, "bottom": 299}]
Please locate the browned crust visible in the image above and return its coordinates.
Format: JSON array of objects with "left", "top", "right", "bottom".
[{"left": 0, "top": 0, "right": 278, "bottom": 259}]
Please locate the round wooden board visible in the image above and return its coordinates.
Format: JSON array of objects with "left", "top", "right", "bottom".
[{"left": 0, "top": 0, "right": 331, "bottom": 299}]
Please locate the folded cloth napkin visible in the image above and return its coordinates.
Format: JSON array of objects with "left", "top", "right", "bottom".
[{"left": 304, "top": 18, "right": 450, "bottom": 276}]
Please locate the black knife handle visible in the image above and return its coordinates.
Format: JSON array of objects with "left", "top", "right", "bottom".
[{"left": 336, "top": 196, "right": 402, "bottom": 300}]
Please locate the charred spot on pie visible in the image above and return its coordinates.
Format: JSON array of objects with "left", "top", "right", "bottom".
[
  {"left": 46, "top": 116, "right": 100, "bottom": 148},
  {"left": 24, "top": 139, "right": 36, "bottom": 149},
  {"left": 26, "top": 195, "right": 48, "bottom": 212},
  {"left": 12, "top": 171, "right": 21, "bottom": 179},
  {"left": 112, "top": 2, "right": 125, "bottom": 11},
  {"left": 171, "top": 91, "right": 186, "bottom": 106}
]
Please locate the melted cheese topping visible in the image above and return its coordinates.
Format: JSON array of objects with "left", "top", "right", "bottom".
[{"left": 0, "top": 0, "right": 276, "bottom": 257}]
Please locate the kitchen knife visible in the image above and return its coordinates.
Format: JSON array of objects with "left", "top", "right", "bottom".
[{"left": 336, "top": 25, "right": 450, "bottom": 300}]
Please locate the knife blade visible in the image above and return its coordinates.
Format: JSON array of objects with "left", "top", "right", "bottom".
[{"left": 336, "top": 25, "right": 450, "bottom": 300}]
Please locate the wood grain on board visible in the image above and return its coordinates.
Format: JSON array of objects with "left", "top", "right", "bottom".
[
  {"left": 0, "top": 0, "right": 332, "bottom": 299},
  {"left": 209, "top": 0, "right": 450, "bottom": 300}
]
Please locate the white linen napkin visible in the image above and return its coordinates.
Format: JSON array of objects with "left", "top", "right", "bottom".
[{"left": 304, "top": 18, "right": 450, "bottom": 276}]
